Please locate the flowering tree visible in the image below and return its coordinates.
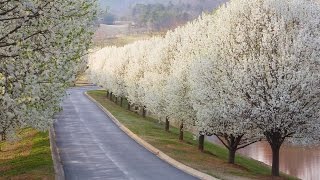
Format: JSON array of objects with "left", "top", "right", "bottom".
[
  {"left": 123, "top": 40, "right": 154, "bottom": 116},
  {"left": 112, "top": 53, "right": 128, "bottom": 106},
  {"left": 139, "top": 37, "right": 168, "bottom": 121},
  {"left": 190, "top": 58, "right": 262, "bottom": 163},
  {"left": 165, "top": 15, "right": 215, "bottom": 144},
  {"left": 206, "top": 0, "right": 320, "bottom": 176},
  {"left": 86, "top": 0, "right": 320, "bottom": 176},
  {"left": 0, "top": 0, "right": 97, "bottom": 140},
  {"left": 141, "top": 32, "right": 184, "bottom": 131},
  {"left": 87, "top": 47, "right": 114, "bottom": 92}
]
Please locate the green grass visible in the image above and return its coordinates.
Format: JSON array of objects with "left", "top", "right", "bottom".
[
  {"left": 0, "top": 129, "right": 54, "bottom": 179},
  {"left": 88, "top": 90, "right": 298, "bottom": 180}
]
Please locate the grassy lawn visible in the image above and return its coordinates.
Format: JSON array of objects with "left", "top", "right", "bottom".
[
  {"left": 88, "top": 90, "right": 297, "bottom": 180},
  {"left": 0, "top": 129, "right": 54, "bottom": 180}
]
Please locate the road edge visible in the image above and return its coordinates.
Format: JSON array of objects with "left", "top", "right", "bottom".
[
  {"left": 85, "top": 92, "right": 218, "bottom": 180},
  {"left": 49, "top": 125, "right": 65, "bottom": 180}
]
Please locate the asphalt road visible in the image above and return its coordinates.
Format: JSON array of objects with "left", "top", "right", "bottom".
[{"left": 54, "top": 87, "right": 197, "bottom": 180}]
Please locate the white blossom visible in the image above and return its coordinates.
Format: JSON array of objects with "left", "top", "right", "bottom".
[{"left": 0, "top": 0, "right": 97, "bottom": 139}]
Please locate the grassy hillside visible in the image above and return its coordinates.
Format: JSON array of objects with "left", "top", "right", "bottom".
[{"left": 0, "top": 129, "right": 54, "bottom": 179}]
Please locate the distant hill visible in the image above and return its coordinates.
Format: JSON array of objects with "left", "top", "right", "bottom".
[{"left": 99, "top": 0, "right": 226, "bottom": 15}]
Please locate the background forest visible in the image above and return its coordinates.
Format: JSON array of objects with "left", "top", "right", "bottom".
[{"left": 98, "top": 0, "right": 226, "bottom": 31}]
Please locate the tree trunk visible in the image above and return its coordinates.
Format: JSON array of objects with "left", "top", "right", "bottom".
[
  {"left": 198, "top": 134, "right": 205, "bottom": 152},
  {"left": 127, "top": 102, "right": 131, "bottom": 110},
  {"left": 1, "top": 133, "right": 6, "bottom": 141},
  {"left": 165, "top": 117, "right": 170, "bottom": 132},
  {"left": 0, "top": 133, "right": 4, "bottom": 152},
  {"left": 215, "top": 134, "right": 243, "bottom": 164},
  {"left": 228, "top": 148, "right": 236, "bottom": 164},
  {"left": 228, "top": 136, "right": 236, "bottom": 164},
  {"left": 271, "top": 145, "right": 280, "bottom": 176},
  {"left": 120, "top": 97, "right": 123, "bottom": 107},
  {"left": 265, "top": 130, "right": 284, "bottom": 177},
  {"left": 179, "top": 122, "right": 184, "bottom": 141},
  {"left": 142, "top": 106, "right": 147, "bottom": 118},
  {"left": 106, "top": 91, "right": 109, "bottom": 98},
  {"left": 134, "top": 105, "right": 139, "bottom": 114},
  {"left": 109, "top": 92, "right": 113, "bottom": 100}
]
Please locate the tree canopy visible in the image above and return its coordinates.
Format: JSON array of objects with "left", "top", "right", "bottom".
[{"left": 0, "top": 0, "right": 97, "bottom": 140}]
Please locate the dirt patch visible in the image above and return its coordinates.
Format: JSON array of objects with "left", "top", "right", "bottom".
[
  {"left": 0, "top": 165, "right": 12, "bottom": 172},
  {"left": 0, "top": 174, "right": 53, "bottom": 180},
  {"left": 0, "top": 134, "right": 34, "bottom": 160}
]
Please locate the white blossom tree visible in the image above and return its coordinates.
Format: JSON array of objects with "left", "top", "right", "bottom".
[
  {"left": 190, "top": 58, "right": 262, "bottom": 163},
  {"left": 205, "top": 0, "right": 320, "bottom": 176},
  {"left": 86, "top": 0, "right": 320, "bottom": 176},
  {"left": 140, "top": 32, "right": 183, "bottom": 131},
  {"left": 164, "top": 15, "right": 215, "bottom": 144},
  {"left": 1, "top": 0, "right": 97, "bottom": 140},
  {"left": 123, "top": 40, "right": 153, "bottom": 116}
]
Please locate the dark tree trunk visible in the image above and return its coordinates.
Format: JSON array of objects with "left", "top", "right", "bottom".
[
  {"left": 134, "top": 105, "right": 139, "bottom": 114},
  {"left": 198, "top": 134, "right": 205, "bottom": 152},
  {"left": 228, "top": 148, "right": 236, "bottom": 164},
  {"left": 120, "top": 97, "right": 123, "bottom": 107},
  {"left": 142, "top": 106, "right": 147, "bottom": 118},
  {"left": 228, "top": 135, "right": 236, "bottom": 164},
  {"left": 271, "top": 145, "right": 280, "bottom": 176},
  {"left": 179, "top": 122, "right": 184, "bottom": 141},
  {"left": 165, "top": 117, "right": 170, "bottom": 132},
  {"left": 127, "top": 102, "right": 131, "bottom": 110},
  {"left": 215, "top": 134, "right": 244, "bottom": 164},
  {"left": 106, "top": 91, "right": 109, "bottom": 98},
  {"left": 265, "top": 130, "right": 284, "bottom": 177},
  {"left": 109, "top": 92, "right": 113, "bottom": 100},
  {"left": 1, "top": 133, "right": 6, "bottom": 141}
]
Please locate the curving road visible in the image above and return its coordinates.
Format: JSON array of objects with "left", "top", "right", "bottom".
[{"left": 54, "top": 87, "right": 197, "bottom": 180}]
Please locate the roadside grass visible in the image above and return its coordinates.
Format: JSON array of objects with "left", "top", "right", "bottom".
[
  {"left": 88, "top": 90, "right": 297, "bottom": 180},
  {"left": 0, "top": 129, "right": 54, "bottom": 179}
]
